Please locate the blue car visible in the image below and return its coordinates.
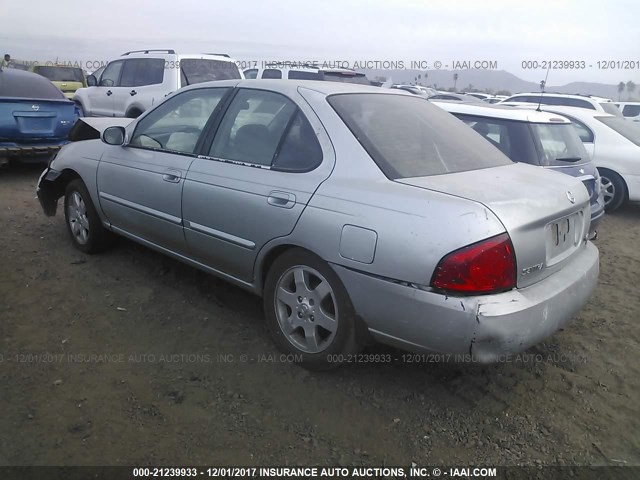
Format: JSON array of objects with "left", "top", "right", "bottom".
[{"left": 0, "top": 67, "right": 77, "bottom": 166}]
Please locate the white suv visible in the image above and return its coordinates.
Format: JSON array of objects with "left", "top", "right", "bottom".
[
  {"left": 500, "top": 93, "right": 622, "bottom": 116},
  {"left": 74, "top": 49, "right": 243, "bottom": 118},
  {"left": 244, "top": 66, "right": 370, "bottom": 85},
  {"left": 614, "top": 102, "right": 640, "bottom": 122}
]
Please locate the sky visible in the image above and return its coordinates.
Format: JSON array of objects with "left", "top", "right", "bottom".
[{"left": 1, "top": 0, "right": 639, "bottom": 85}]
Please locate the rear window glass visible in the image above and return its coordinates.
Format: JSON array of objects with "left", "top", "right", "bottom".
[
  {"left": 529, "top": 123, "right": 590, "bottom": 166},
  {"left": 597, "top": 116, "right": 640, "bottom": 146},
  {"left": 328, "top": 93, "right": 511, "bottom": 179},
  {"left": 35, "top": 66, "right": 84, "bottom": 82},
  {"left": 0, "top": 70, "right": 66, "bottom": 99},
  {"left": 180, "top": 59, "right": 241, "bottom": 85}
]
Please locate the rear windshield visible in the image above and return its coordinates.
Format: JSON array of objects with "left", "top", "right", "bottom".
[
  {"left": 529, "top": 123, "right": 590, "bottom": 166},
  {"left": 597, "top": 116, "right": 640, "bottom": 146},
  {"left": 328, "top": 93, "right": 512, "bottom": 179},
  {"left": 600, "top": 102, "right": 623, "bottom": 116},
  {"left": 0, "top": 70, "right": 66, "bottom": 99},
  {"left": 322, "top": 72, "right": 371, "bottom": 85},
  {"left": 180, "top": 59, "right": 241, "bottom": 85},
  {"left": 35, "top": 66, "right": 84, "bottom": 82}
]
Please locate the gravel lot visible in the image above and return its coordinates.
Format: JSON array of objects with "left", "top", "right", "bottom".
[{"left": 1, "top": 163, "right": 638, "bottom": 468}]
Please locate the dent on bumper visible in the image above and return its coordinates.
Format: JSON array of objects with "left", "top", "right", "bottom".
[{"left": 333, "top": 241, "right": 599, "bottom": 362}]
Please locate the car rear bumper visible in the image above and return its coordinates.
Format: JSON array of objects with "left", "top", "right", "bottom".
[
  {"left": 0, "top": 142, "right": 68, "bottom": 164},
  {"left": 333, "top": 241, "right": 599, "bottom": 362}
]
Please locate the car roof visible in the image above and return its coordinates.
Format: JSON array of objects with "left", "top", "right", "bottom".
[
  {"left": 502, "top": 103, "right": 617, "bottom": 120},
  {"left": 120, "top": 51, "right": 237, "bottom": 63},
  {"left": 179, "top": 78, "right": 393, "bottom": 96},
  {"left": 507, "top": 92, "right": 613, "bottom": 103},
  {"left": 432, "top": 100, "right": 572, "bottom": 123}
]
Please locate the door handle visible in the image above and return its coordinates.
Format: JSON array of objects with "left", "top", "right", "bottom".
[
  {"left": 267, "top": 191, "right": 296, "bottom": 209},
  {"left": 162, "top": 169, "right": 182, "bottom": 183},
  {"left": 130, "top": 90, "right": 137, "bottom": 96},
  {"left": 106, "top": 90, "right": 113, "bottom": 96}
]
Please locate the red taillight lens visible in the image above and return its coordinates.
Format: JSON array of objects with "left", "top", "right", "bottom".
[{"left": 431, "top": 233, "right": 517, "bottom": 295}]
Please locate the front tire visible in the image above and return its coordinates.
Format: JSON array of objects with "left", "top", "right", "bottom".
[
  {"left": 263, "top": 249, "right": 360, "bottom": 369},
  {"left": 598, "top": 168, "right": 627, "bottom": 212},
  {"left": 64, "top": 179, "right": 113, "bottom": 253}
]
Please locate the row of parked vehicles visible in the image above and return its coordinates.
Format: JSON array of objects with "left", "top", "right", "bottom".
[{"left": 1, "top": 48, "right": 639, "bottom": 368}]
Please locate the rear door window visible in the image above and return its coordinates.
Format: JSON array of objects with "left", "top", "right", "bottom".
[
  {"left": 209, "top": 89, "right": 297, "bottom": 166},
  {"left": 180, "top": 59, "right": 241, "bottom": 85},
  {"left": 119, "top": 58, "right": 165, "bottom": 87},
  {"left": 243, "top": 69, "right": 258, "bottom": 79},
  {"left": 262, "top": 69, "right": 282, "bottom": 79}
]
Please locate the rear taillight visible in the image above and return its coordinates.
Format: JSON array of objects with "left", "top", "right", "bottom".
[{"left": 431, "top": 233, "right": 517, "bottom": 295}]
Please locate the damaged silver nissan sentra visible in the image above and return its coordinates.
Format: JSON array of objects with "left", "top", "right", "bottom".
[{"left": 37, "top": 80, "right": 599, "bottom": 368}]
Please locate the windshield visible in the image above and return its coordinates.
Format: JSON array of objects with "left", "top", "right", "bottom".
[
  {"left": 35, "top": 66, "right": 84, "bottom": 82},
  {"left": 180, "top": 59, "right": 241, "bottom": 85},
  {"left": 529, "top": 123, "right": 590, "bottom": 166},
  {"left": 600, "top": 102, "right": 623, "bottom": 116},
  {"left": 328, "top": 93, "right": 512, "bottom": 179},
  {"left": 597, "top": 115, "right": 640, "bottom": 146}
]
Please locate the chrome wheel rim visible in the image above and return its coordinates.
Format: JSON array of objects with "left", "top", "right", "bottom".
[
  {"left": 67, "top": 191, "right": 89, "bottom": 244},
  {"left": 600, "top": 176, "right": 615, "bottom": 207},
  {"left": 274, "top": 265, "right": 338, "bottom": 354}
]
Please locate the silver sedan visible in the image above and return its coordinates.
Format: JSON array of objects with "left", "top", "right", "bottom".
[{"left": 37, "top": 80, "right": 599, "bottom": 368}]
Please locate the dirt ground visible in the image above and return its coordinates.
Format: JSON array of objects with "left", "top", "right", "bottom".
[{"left": 1, "top": 163, "right": 638, "bottom": 468}]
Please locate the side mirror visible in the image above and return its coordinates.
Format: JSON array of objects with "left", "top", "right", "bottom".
[
  {"left": 102, "top": 126, "right": 126, "bottom": 146},
  {"left": 86, "top": 74, "right": 97, "bottom": 87}
]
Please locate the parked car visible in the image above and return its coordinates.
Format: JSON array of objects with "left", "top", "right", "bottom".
[
  {"left": 614, "top": 102, "right": 640, "bottom": 122},
  {"left": 500, "top": 93, "right": 622, "bottom": 116},
  {"left": 390, "top": 85, "right": 438, "bottom": 96},
  {"left": 245, "top": 66, "right": 370, "bottom": 85},
  {"left": 37, "top": 80, "right": 598, "bottom": 367},
  {"left": 433, "top": 101, "right": 604, "bottom": 237},
  {"left": 0, "top": 68, "right": 77, "bottom": 166},
  {"left": 31, "top": 64, "right": 87, "bottom": 99},
  {"left": 505, "top": 104, "right": 640, "bottom": 212},
  {"left": 463, "top": 92, "right": 493, "bottom": 101},
  {"left": 73, "top": 49, "right": 243, "bottom": 118},
  {"left": 428, "top": 92, "right": 484, "bottom": 102}
]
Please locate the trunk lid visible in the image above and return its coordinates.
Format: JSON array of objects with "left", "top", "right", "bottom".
[
  {"left": 0, "top": 98, "right": 76, "bottom": 142},
  {"left": 397, "top": 163, "right": 591, "bottom": 288}
]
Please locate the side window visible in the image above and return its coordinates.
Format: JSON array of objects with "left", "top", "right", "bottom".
[
  {"left": 272, "top": 111, "right": 323, "bottom": 172},
  {"left": 209, "top": 89, "right": 297, "bottom": 165},
  {"left": 130, "top": 88, "right": 229, "bottom": 154},
  {"left": 262, "top": 69, "right": 282, "bottom": 79},
  {"left": 100, "top": 61, "right": 123, "bottom": 87},
  {"left": 564, "top": 98, "right": 595, "bottom": 109},
  {"left": 244, "top": 69, "right": 258, "bottom": 79},
  {"left": 568, "top": 118, "right": 594, "bottom": 143},
  {"left": 120, "top": 58, "right": 165, "bottom": 87}
]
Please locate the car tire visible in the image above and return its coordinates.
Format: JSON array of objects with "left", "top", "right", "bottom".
[
  {"left": 263, "top": 249, "right": 361, "bottom": 370},
  {"left": 64, "top": 179, "right": 113, "bottom": 253},
  {"left": 598, "top": 168, "right": 627, "bottom": 212}
]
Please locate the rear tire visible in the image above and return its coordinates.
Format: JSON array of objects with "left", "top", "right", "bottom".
[
  {"left": 64, "top": 179, "right": 113, "bottom": 253},
  {"left": 263, "top": 249, "right": 361, "bottom": 370},
  {"left": 598, "top": 168, "right": 627, "bottom": 212}
]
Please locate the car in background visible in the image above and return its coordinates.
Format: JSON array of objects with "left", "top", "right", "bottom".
[
  {"left": 500, "top": 93, "right": 622, "bottom": 116},
  {"left": 245, "top": 66, "right": 371, "bottom": 85},
  {"left": 37, "top": 79, "right": 598, "bottom": 367},
  {"left": 0, "top": 68, "right": 77, "bottom": 166},
  {"left": 511, "top": 105, "right": 640, "bottom": 212},
  {"left": 428, "top": 92, "right": 484, "bottom": 102},
  {"left": 73, "top": 49, "right": 243, "bottom": 118},
  {"left": 31, "top": 65, "right": 87, "bottom": 99},
  {"left": 614, "top": 102, "right": 640, "bottom": 122},
  {"left": 463, "top": 92, "right": 493, "bottom": 101},
  {"left": 433, "top": 101, "right": 604, "bottom": 236},
  {"left": 391, "top": 84, "right": 438, "bottom": 96}
]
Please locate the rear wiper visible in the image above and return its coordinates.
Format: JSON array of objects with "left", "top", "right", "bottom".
[{"left": 555, "top": 156, "right": 582, "bottom": 162}]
